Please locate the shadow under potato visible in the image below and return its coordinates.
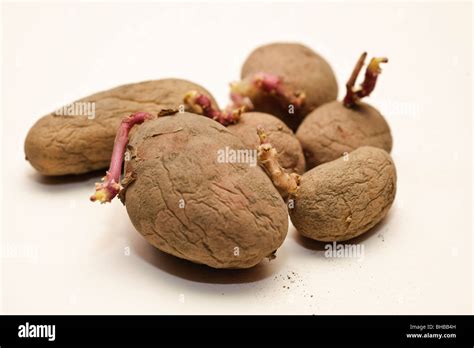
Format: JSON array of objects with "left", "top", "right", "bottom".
[
  {"left": 292, "top": 210, "right": 394, "bottom": 251},
  {"left": 130, "top": 234, "right": 279, "bottom": 285}
]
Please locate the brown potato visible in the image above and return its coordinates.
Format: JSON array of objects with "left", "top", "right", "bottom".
[
  {"left": 239, "top": 42, "right": 338, "bottom": 130},
  {"left": 289, "top": 146, "right": 396, "bottom": 242},
  {"left": 24, "top": 79, "right": 217, "bottom": 176},
  {"left": 227, "top": 112, "right": 305, "bottom": 174},
  {"left": 296, "top": 101, "right": 393, "bottom": 169},
  {"left": 122, "top": 113, "right": 288, "bottom": 269}
]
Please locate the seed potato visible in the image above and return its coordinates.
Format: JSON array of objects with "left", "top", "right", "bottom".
[
  {"left": 122, "top": 113, "right": 288, "bottom": 268},
  {"left": 289, "top": 146, "right": 396, "bottom": 241}
]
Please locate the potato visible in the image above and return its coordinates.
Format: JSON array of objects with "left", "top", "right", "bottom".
[
  {"left": 296, "top": 101, "right": 393, "bottom": 169},
  {"left": 24, "top": 79, "right": 217, "bottom": 176},
  {"left": 227, "top": 112, "right": 305, "bottom": 174},
  {"left": 236, "top": 42, "right": 338, "bottom": 131},
  {"left": 122, "top": 112, "right": 288, "bottom": 269},
  {"left": 289, "top": 146, "right": 396, "bottom": 241}
]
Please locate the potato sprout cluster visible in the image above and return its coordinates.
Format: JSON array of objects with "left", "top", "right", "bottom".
[{"left": 25, "top": 42, "right": 397, "bottom": 269}]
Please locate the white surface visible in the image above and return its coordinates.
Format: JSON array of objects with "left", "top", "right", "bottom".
[{"left": 1, "top": 1, "right": 472, "bottom": 314}]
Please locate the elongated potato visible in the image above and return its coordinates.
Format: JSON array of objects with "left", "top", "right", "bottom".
[
  {"left": 122, "top": 113, "right": 288, "bottom": 269},
  {"left": 24, "top": 79, "right": 217, "bottom": 176},
  {"left": 289, "top": 146, "right": 396, "bottom": 241}
]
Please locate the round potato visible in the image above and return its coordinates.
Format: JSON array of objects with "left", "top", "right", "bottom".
[
  {"left": 297, "top": 101, "right": 393, "bottom": 169},
  {"left": 289, "top": 146, "right": 396, "bottom": 241},
  {"left": 227, "top": 112, "right": 305, "bottom": 174},
  {"left": 240, "top": 42, "right": 338, "bottom": 130}
]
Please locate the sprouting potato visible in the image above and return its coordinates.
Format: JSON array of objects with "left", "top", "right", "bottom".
[
  {"left": 91, "top": 112, "right": 288, "bottom": 269},
  {"left": 230, "top": 42, "right": 338, "bottom": 131}
]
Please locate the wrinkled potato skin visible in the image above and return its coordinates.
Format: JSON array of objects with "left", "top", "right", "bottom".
[
  {"left": 24, "top": 79, "right": 217, "bottom": 176},
  {"left": 241, "top": 42, "right": 338, "bottom": 130},
  {"left": 297, "top": 101, "right": 393, "bottom": 169},
  {"left": 227, "top": 112, "right": 305, "bottom": 174},
  {"left": 289, "top": 147, "right": 396, "bottom": 242},
  {"left": 123, "top": 113, "right": 288, "bottom": 269}
]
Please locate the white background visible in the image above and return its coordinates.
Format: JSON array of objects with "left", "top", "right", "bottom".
[{"left": 1, "top": 1, "right": 472, "bottom": 314}]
